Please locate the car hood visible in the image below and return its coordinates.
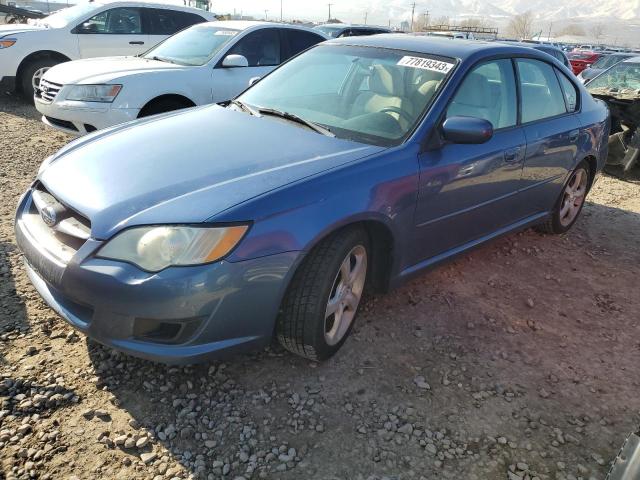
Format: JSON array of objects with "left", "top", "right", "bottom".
[
  {"left": 44, "top": 56, "right": 183, "bottom": 84},
  {"left": 39, "top": 105, "right": 384, "bottom": 240},
  {"left": 0, "top": 24, "right": 46, "bottom": 36}
]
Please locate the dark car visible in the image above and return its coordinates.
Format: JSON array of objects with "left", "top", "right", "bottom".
[
  {"left": 314, "top": 23, "right": 391, "bottom": 38},
  {"left": 500, "top": 41, "right": 571, "bottom": 69},
  {"left": 15, "top": 35, "right": 609, "bottom": 364}
]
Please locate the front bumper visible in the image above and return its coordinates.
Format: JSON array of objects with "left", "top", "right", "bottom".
[
  {"left": 15, "top": 189, "right": 300, "bottom": 364},
  {"left": 35, "top": 97, "right": 139, "bottom": 135}
]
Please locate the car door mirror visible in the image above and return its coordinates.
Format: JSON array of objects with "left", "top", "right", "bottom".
[
  {"left": 222, "top": 54, "right": 249, "bottom": 68},
  {"left": 248, "top": 76, "right": 261, "bottom": 86},
  {"left": 441, "top": 116, "right": 493, "bottom": 144}
]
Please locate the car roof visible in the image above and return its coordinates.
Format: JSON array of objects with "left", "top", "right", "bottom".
[
  {"left": 94, "top": 1, "right": 215, "bottom": 15},
  {"left": 622, "top": 56, "right": 640, "bottom": 63},
  {"left": 209, "top": 20, "right": 324, "bottom": 34},
  {"left": 326, "top": 34, "right": 547, "bottom": 60},
  {"left": 316, "top": 23, "right": 390, "bottom": 30}
]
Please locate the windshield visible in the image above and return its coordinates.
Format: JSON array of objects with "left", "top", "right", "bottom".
[
  {"left": 238, "top": 44, "right": 455, "bottom": 147},
  {"left": 38, "top": 3, "right": 98, "bottom": 28},
  {"left": 588, "top": 62, "right": 640, "bottom": 92},
  {"left": 315, "top": 25, "right": 343, "bottom": 38},
  {"left": 591, "top": 55, "right": 631, "bottom": 70},
  {"left": 144, "top": 24, "right": 239, "bottom": 66}
]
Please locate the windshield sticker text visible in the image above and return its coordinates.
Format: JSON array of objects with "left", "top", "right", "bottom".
[{"left": 397, "top": 56, "right": 454, "bottom": 73}]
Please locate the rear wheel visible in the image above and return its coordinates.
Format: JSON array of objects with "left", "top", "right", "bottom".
[
  {"left": 21, "top": 58, "right": 60, "bottom": 102},
  {"left": 535, "top": 161, "right": 590, "bottom": 234},
  {"left": 277, "top": 227, "right": 369, "bottom": 361}
]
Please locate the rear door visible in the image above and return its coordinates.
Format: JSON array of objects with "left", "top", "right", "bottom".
[
  {"left": 516, "top": 58, "right": 582, "bottom": 215},
  {"left": 211, "top": 27, "right": 282, "bottom": 102},
  {"left": 144, "top": 8, "right": 207, "bottom": 50},
  {"left": 413, "top": 58, "right": 527, "bottom": 262},
  {"left": 75, "top": 7, "right": 149, "bottom": 57}
]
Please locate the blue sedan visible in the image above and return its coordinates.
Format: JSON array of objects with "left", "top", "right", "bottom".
[{"left": 15, "top": 35, "right": 609, "bottom": 363}]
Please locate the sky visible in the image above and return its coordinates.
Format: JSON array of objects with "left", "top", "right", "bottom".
[{"left": 211, "top": 0, "right": 418, "bottom": 27}]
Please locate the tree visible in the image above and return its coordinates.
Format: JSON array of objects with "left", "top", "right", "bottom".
[
  {"left": 507, "top": 11, "right": 534, "bottom": 39},
  {"left": 558, "top": 24, "right": 585, "bottom": 37},
  {"left": 590, "top": 23, "right": 605, "bottom": 41}
]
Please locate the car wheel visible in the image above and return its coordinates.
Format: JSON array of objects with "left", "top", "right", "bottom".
[
  {"left": 21, "top": 58, "right": 59, "bottom": 102},
  {"left": 277, "top": 227, "right": 369, "bottom": 361},
  {"left": 138, "top": 98, "right": 193, "bottom": 117},
  {"left": 535, "top": 161, "right": 590, "bottom": 234}
]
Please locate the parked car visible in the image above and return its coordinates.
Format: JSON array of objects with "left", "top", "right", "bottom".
[
  {"left": 0, "top": 1, "right": 216, "bottom": 99},
  {"left": 500, "top": 41, "right": 571, "bottom": 69},
  {"left": 577, "top": 52, "right": 635, "bottom": 83},
  {"left": 568, "top": 51, "right": 602, "bottom": 75},
  {"left": 314, "top": 23, "right": 390, "bottom": 38},
  {"left": 34, "top": 21, "right": 327, "bottom": 135},
  {"left": 15, "top": 35, "right": 609, "bottom": 364},
  {"left": 588, "top": 56, "right": 640, "bottom": 175}
]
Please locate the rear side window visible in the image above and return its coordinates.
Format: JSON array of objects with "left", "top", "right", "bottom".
[
  {"left": 446, "top": 59, "right": 517, "bottom": 129},
  {"left": 283, "top": 30, "right": 325, "bottom": 60},
  {"left": 556, "top": 70, "right": 579, "bottom": 112},
  {"left": 516, "top": 59, "right": 567, "bottom": 123},
  {"left": 146, "top": 9, "right": 206, "bottom": 36},
  {"left": 226, "top": 29, "right": 281, "bottom": 67}
]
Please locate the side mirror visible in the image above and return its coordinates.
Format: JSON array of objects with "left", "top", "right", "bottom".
[
  {"left": 248, "top": 76, "right": 261, "bottom": 86},
  {"left": 442, "top": 116, "right": 493, "bottom": 144},
  {"left": 222, "top": 54, "right": 249, "bottom": 68}
]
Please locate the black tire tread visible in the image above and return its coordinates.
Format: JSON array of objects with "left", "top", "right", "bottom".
[{"left": 277, "top": 227, "right": 366, "bottom": 361}]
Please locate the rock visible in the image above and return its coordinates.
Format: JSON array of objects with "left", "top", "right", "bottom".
[
  {"left": 413, "top": 376, "right": 431, "bottom": 390},
  {"left": 425, "top": 443, "right": 438, "bottom": 455},
  {"left": 398, "top": 424, "right": 414, "bottom": 435},
  {"left": 526, "top": 298, "right": 535, "bottom": 308},
  {"left": 141, "top": 452, "right": 157, "bottom": 464},
  {"left": 114, "top": 435, "right": 128, "bottom": 446},
  {"left": 81, "top": 409, "right": 95, "bottom": 419}
]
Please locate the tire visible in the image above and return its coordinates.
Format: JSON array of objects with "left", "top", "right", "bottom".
[
  {"left": 139, "top": 98, "right": 192, "bottom": 118},
  {"left": 21, "top": 58, "right": 60, "bottom": 102},
  {"left": 277, "top": 227, "right": 370, "bottom": 361},
  {"left": 535, "top": 160, "right": 590, "bottom": 234}
]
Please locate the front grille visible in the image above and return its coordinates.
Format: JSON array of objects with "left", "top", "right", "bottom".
[
  {"left": 45, "top": 116, "right": 78, "bottom": 132},
  {"left": 36, "top": 79, "right": 63, "bottom": 103},
  {"left": 22, "top": 184, "right": 92, "bottom": 264}
]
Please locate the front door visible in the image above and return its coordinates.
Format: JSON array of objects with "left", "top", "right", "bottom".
[
  {"left": 412, "top": 58, "right": 526, "bottom": 264},
  {"left": 75, "top": 7, "right": 150, "bottom": 58}
]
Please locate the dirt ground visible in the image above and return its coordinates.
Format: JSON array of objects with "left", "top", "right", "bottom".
[{"left": 1, "top": 93, "right": 639, "bottom": 480}]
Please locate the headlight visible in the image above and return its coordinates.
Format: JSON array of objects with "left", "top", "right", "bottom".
[
  {"left": 0, "top": 38, "right": 16, "bottom": 49},
  {"left": 97, "top": 225, "right": 249, "bottom": 272},
  {"left": 66, "top": 84, "right": 122, "bottom": 103}
]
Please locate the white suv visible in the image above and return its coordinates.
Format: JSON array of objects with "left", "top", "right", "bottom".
[
  {"left": 34, "top": 21, "right": 327, "bottom": 135},
  {"left": 0, "top": 1, "right": 216, "bottom": 99}
]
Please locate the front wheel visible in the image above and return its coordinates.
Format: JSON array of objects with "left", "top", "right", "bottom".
[
  {"left": 21, "top": 58, "right": 60, "bottom": 102},
  {"left": 277, "top": 227, "right": 369, "bottom": 361},
  {"left": 536, "top": 161, "right": 590, "bottom": 234}
]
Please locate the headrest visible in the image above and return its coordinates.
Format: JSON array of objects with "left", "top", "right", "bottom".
[
  {"left": 370, "top": 65, "right": 401, "bottom": 96},
  {"left": 453, "top": 72, "right": 491, "bottom": 107}
]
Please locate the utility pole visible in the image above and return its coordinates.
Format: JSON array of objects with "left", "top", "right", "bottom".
[
  {"left": 327, "top": 3, "right": 333, "bottom": 22},
  {"left": 547, "top": 22, "right": 552, "bottom": 41},
  {"left": 364, "top": 11, "right": 368, "bottom": 24},
  {"left": 410, "top": 2, "right": 416, "bottom": 32},
  {"left": 422, "top": 10, "right": 429, "bottom": 30},
  {"left": 264, "top": 9, "right": 268, "bottom": 20},
  {"left": 280, "top": 0, "right": 283, "bottom": 21}
]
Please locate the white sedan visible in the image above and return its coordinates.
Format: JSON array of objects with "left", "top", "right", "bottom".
[
  {"left": 0, "top": 1, "right": 215, "bottom": 99},
  {"left": 34, "top": 21, "right": 327, "bottom": 135}
]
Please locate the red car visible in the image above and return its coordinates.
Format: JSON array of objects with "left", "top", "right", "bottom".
[{"left": 568, "top": 51, "right": 602, "bottom": 75}]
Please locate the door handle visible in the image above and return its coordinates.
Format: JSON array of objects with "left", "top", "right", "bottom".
[
  {"left": 504, "top": 147, "right": 521, "bottom": 164},
  {"left": 129, "top": 41, "right": 144, "bottom": 45},
  {"left": 568, "top": 129, "right": 580, "bottom": 142}
]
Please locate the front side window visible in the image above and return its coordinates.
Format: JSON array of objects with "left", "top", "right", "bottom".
[
  {"left": 517, "top": 59, "right": 567, "bottom": 123},
  {"left": 225, "top": 29, "right": 281, "bottom": 67},
  {"left": 144, "top": 25, "right": 239, "bottom": 66},
  {"left": 239, "top": 44, "right": 455, "bottom": 146},
  {"left": 446, "top": 59, "right": 517, "bottom": 129},
  {"left": 146, "top": 9, "right": 205, "bottom": 36},
  {"left": 78, "top": 7, "right": 142, "bottom": 34}
]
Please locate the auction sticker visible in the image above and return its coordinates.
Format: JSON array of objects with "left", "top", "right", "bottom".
[{"left": 397, "top": 56, "right": 454, "bottom": 74}]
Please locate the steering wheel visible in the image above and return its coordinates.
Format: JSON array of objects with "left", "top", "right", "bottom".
[{"left": 380, "top": 106, "right": 413, "bottom": 123}]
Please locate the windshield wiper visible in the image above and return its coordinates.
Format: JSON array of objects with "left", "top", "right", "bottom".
[
  {"left": 149, "top": 55, "right": 177, "bottom": 65},
  {"left": 257, "top": 107, "right": 334, "bottom": 137},
  {"left": 230, "top": 99, "right": 260, "bottom": 117}
]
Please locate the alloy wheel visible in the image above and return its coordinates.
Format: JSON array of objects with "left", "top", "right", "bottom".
[{"left": 559, "top": 167, "right": 588, "bottom": 227}]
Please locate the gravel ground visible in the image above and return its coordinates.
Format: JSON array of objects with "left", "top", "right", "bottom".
[{"left": 1, "top": 93, "right": 640, "bottom": 480}]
